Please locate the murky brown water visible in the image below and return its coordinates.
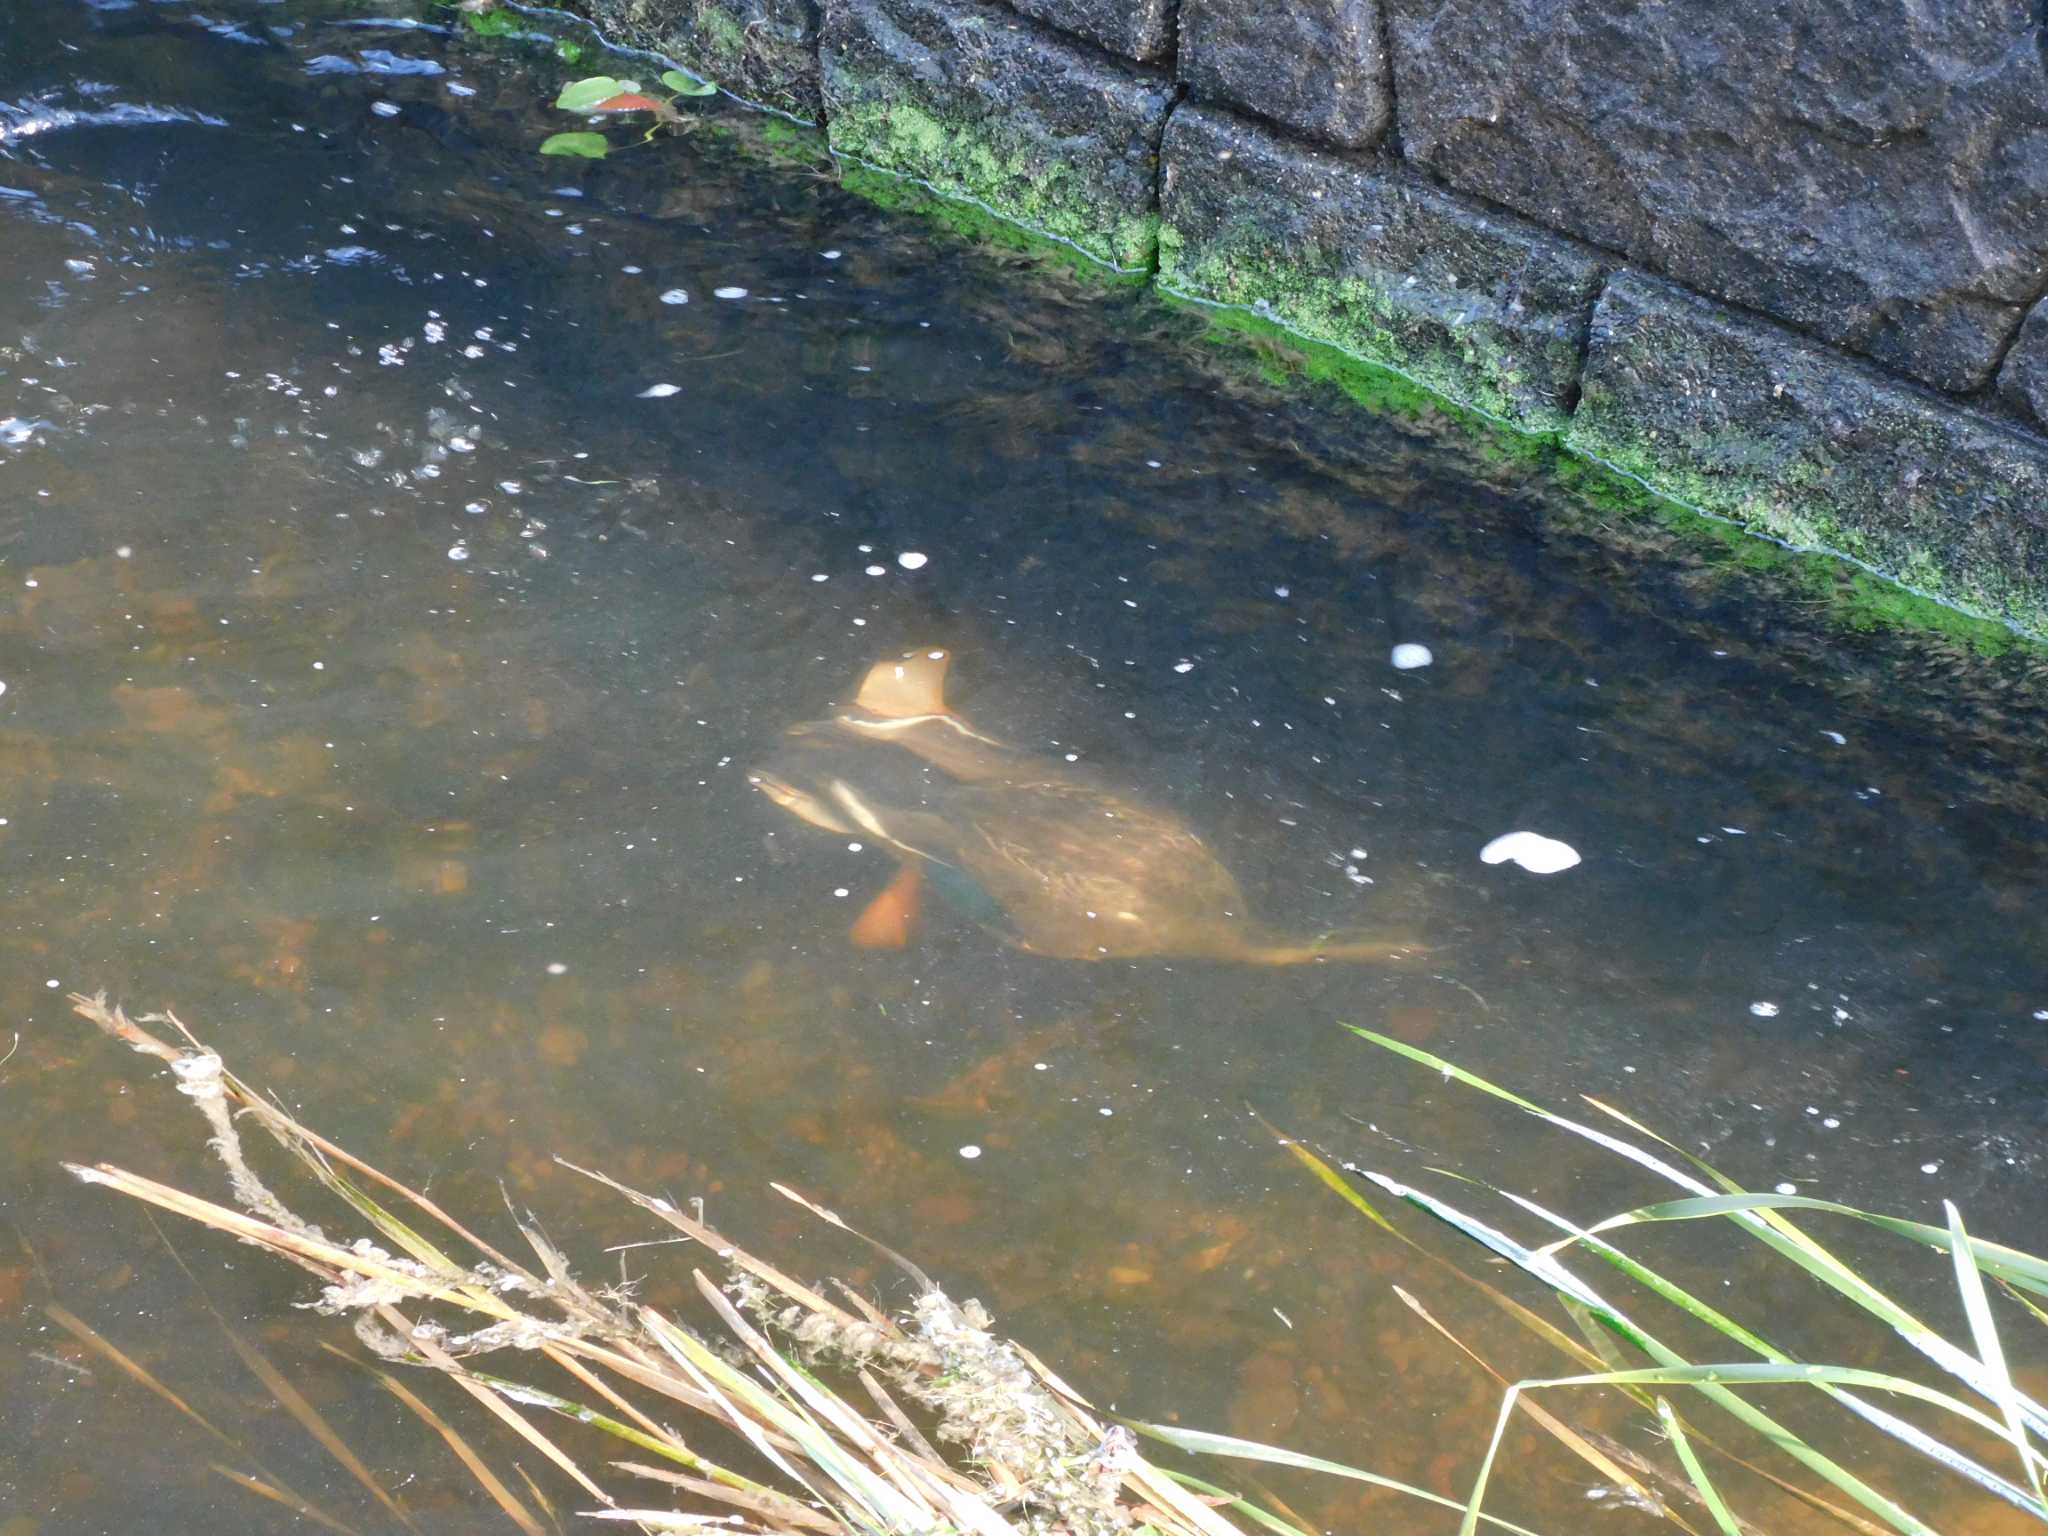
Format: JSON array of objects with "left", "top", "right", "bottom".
[{"left": 4, "top": 2, "right": 2047, "bottom": 1531}]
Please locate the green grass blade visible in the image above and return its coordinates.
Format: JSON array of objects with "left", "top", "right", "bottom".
[
  {"left": 1357, "top": 1175, "right": 1936, "bottom": 1534},
  {"left": 1656, "top": 1397, "right": 1740, "bottom": 1536},
  {"left": 1353, "top": 1030, "right": 2048, "bottom": 1443},
  {"left": 1484, "top": 1182, "right": 2048, "bottom": 1519},
  {"left": 1160, "top": 1470, "right": 1315, "bottom": 1536},
  {"left": 1943, "top": 1202, "right": 2048, "bottom": 1506},
  {"left": 1575, "top": 1195, "right": 2048, "bottom": 1298},
  {"left": 1128, "top": 1422, "right": 1552, "bottom": 1536}
]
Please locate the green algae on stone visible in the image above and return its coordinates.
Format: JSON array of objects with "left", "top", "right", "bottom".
[
  {"left": 1158, "top": 103, "right": 1606, "bottom": 437},
  {"left": 819, "top": 0, "right": 1173, "bottom": 272},
  {"left": 1164, "top": 289, "right": 1532, "bottom": 449},
  {"left": 837, "top": 163, "right": 1149, "bottom": 286},
  {"left": 1167, "top": 292, "right": 2039, "bottom": 656},
  {"left": 1571, "top": 273, "right": 2048, "bottom": 641}
]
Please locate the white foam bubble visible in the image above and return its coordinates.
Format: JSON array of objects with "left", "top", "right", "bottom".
[
  {"left": 660, "top": 288, "right": 689, "bottom": 305},
  {"left": 638, "top": 383, "right": 680, "bottom": 397},
  {"left": 714, "top": 286, "right": 748, "bottom": 300},
  {"left": 1749, "top": 1001, "right": 1780, "bottom": 1018},
  {"left": 896, "top": 551, "right": 928, "bottom": 570},
  {"left": 1479, "top": 830, "right": 1580, "bottom": 874},
  {"left": 1390, "top": 642, "right": 1433, "bottom": 670},
  {"left": 958, "top": 1144, "right": 982, "bottom": 1159}
]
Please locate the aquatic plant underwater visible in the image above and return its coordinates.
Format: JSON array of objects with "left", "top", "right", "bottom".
[
  {"left": 59, "top": 993, "right": 2047, "bottom": 1534},
  {"left": 540, "top": 69, "right": 721, "bottom": 160}
]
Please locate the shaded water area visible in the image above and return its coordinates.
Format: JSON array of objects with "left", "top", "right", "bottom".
[{"left": 4, "top": 1, "right": 2048, "bottom": 1530}]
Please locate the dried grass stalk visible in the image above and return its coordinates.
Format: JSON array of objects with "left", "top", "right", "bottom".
[{"left": 66, "top": 992, "right": 1276, "bottom": 1536}]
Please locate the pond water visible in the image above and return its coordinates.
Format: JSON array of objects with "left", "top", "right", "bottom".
[{"left": 4, "top": 2, "right": 2047, "bottom": 1531}]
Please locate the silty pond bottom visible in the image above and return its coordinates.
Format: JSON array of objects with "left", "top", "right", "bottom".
[{"left": 2, "top": 1, "right": 2047, "bottom": 1530}]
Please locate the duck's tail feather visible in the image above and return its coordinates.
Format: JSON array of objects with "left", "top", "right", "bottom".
[{"left": 1233, "top": 930, "right": 1428, "bottom": 966}]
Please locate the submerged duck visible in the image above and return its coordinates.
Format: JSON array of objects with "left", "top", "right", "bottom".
[{"left": 751, "top": 650, "right": 1419, "bottom": 966}]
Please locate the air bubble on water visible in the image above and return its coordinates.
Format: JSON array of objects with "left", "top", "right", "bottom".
[
  {"left": 638, "top": 383, "right": 681, "bottom": 397},
  {"left": 464, "top": 501, "right": 488, "bottom": 515},
  {"left": 846, "top": 842, "right": 862, "bottom": 853},
  {"left": 822, "top": 250, "right": 842, "bottom": 260},
  {"left": 1921, "top": 1162, "right": 1940, "bottom": 1174},
  {"left": 545, "top": 962, "right": 568, "bottom": 975},
  {"left": 1172, "top": 660, "right": 1194, "bottom": 673},
  {"left": 1390, "top": 643, "right": 1433, "bottom": 669},
  {"left": 897, "top": 551, "right": 928, "bottom": 569},
  {"left": 1821, "top": 730, "right": 1846, "bottom": 745},
  {"left": 865, "top": 564, "right": 886, "bottom": 576},
  {"left": 833, "top": 888, "right": 849, "bottom": 898},
  {"left": 714, "top": 286, "right": 748, "bottom": 300},
  {"left": 45, "top": 978, "right": 59, "bottom": 989},
  {"left": 1749, "top": 1001, "right": 1779, "bottom": 1018},
  {"left": 447, "top": 543, "right": 470, "bottom": 561},
  {"left": 958, "top": 1145, "right": 981, "bottom": 1159},
  {"left": 1774, "top": 1182, "right": 1797, "bottom": 1195},
  {"left": 370, "top": 101, "right": 400, "bottom": 118},
  {"left": 811, "top": 573, "right": 829, "bottom": 582},
  {"left": 660, "top": 288, "right": 689, "bottom": 305},
  {"left": 1273, "top": 585, "right": 1290, "bottom": 598}
]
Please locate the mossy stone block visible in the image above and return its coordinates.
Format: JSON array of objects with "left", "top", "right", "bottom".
[
  {"left": 819, "top": 0, "right": 1174, "bottom": 270},
  {"left": 1570, "top": 271, "right": 2048, "bottom": 637},
  {"left": 1158, "top": 103, "right": 1606, "bottom": 434}
]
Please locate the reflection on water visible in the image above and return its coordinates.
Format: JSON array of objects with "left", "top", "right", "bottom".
[{"left": 2, "top": 0, "right": 2046, "bottom": 1529}]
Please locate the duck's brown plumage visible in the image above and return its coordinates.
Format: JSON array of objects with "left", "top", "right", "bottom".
[{"left": 751, "top": 650, "right": 1419, "bottom": 965}]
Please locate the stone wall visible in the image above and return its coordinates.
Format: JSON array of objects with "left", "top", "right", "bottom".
[{"left": 568, "top": 0, "right": 2048, "bottom": 637}]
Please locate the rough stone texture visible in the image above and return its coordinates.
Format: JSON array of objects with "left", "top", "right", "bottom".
[
  {"left": 577, "top": 0, "right": 824, "bottom": 120},
  {"left": 1001, "top": 0, "right": 1174, "bottom": 65},
  {"left": 1158, "top": 103, "right": 1606, "bottom": 434},
  {"left": 1179, "top": 0, "right": 1389, "bottom": 151},
  {"left": 1997, "top": 296, "right": 2048, "bottom": 431},
  {"left": 1381, "top": 0, "right": 2048, "bottom": 395},
  {"left": 1570, "top": 272, "right": 2048, "bottom": 634},
  {"left": 819, "top": 0, "right": 1174, "bottom": 268}
]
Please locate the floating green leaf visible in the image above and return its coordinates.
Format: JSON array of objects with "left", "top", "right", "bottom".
[
  {"left": 555, "top": 76, "right": 628, "bottom": 112},
  {"left": 661, "top": 69, "right": 717, "bottom": 97},
  {"left": 539, "top": 132, "right": 609, "bottom": 159}
]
